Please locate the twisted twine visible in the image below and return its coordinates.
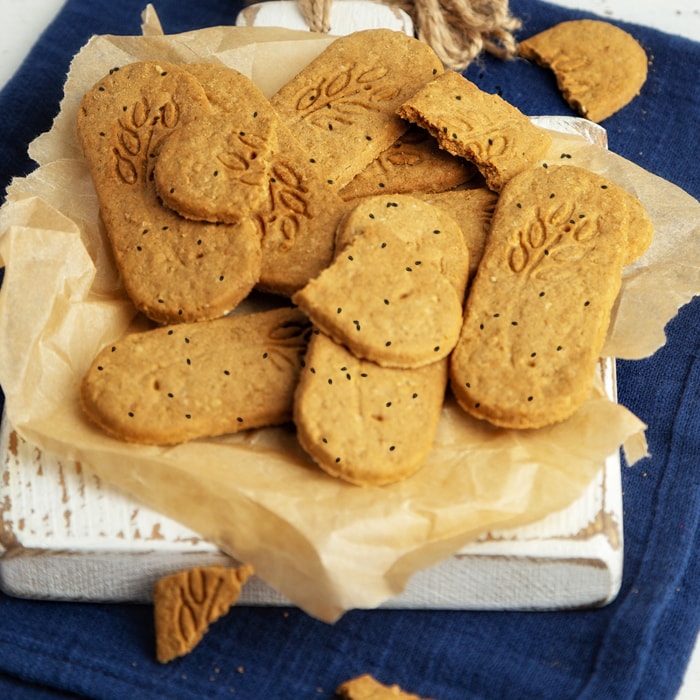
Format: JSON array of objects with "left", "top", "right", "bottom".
[{"left": 297, "top": 0, "right": 521, "bottom": 70}]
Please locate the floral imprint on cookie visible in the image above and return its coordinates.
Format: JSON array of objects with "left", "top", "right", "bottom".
[
  {"left": 508, "top": 201, "right": 600, "bottom": 282},
  {"left": 114, "top": 95, "right": 181, "bottom": 186},
  {"left": 293, "top": 64, "right": 401, "bottom": 132}
]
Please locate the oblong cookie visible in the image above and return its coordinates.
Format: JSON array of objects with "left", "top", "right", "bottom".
[
  {"left": 77, "top": 61, "right": 262, "bottom": 323},
  {"left": 81, "top": 307, "right": 310, "bottom": 444},
  {"left": 294, "top": 331, "right": 447, "bottom": 486},
  {"left": 270, "top": 29, "right": 444, "bottom": 190},
  {"left": 397, "top": 70, "right": 552, "bottom": 191},
  {"left": 292, "top": 195, "right": 469, "bottom": 368},
  {"left": 449, "top": 164, "right": 652, "bottom": 429},
  {"left": 518, "top": 20, "right": 648, "bottom": 123}
]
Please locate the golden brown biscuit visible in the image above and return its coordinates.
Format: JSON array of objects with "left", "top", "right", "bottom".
[
  {"left": 339, "top": 125, "right": 477, "bottom": 201},
  {"left": 449, "top": 164, "right": 653, "bottom": 429},
  {"left": 270, "top": 29, "right": 444, "bottom": 190},
  {"left": 518, "top": 20, "right": 648, "bottom": 123},
  {"left": 294, "top": 331, "right": 447, "bottom": 486},
  {"left": 77, "top": 61, "right": 262, "bottom": 324},
  {"left": 154, "top": 564, "right": 253, "bottom": 663},
  {"left": 292, "top": 195, "right": 469, "bottom": 368},
  {"left": 396, "top": 70, "right": 552, "bottom": 191},
  {"left": 80, "top": 307, "right": 310, "bottom": 444},
  {"left": 336, "top": 674, "right": 431, "bottom": 699}
]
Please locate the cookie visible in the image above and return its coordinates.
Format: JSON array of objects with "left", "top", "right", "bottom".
[
  {"left": 292, "top": 195, "right": 469, "bottom": 368},
  {"left": 80, "top": 307, "right": 310, "bottom": 445},
  {"left": 518, "top": 20, "right": 648, "bottom": 123},
  {"left": 270, "top": 29, "right": 444, "bottom": 190},
  {"left": 336, "top": 674, "right": 431, "bottom": 700},
  {"left": 294, "top": 331, "right": 447, "bottom": 486},
  {"left": 339, "top": 125, "right": 478, "bottom": 201},
  {"left": 153, "top": 65, "right": 278, "bottom": 224},
  {"left": 154, "top": 564, "right": 253, "bottom": 663},
  {"left": 77, "top": 61, "right": 262, "bottom": 324},
  {"left": 415, "top": 187, "right": 498, "bottom": 278},
  {"left": 396, "top": 70, "right": 552, "bottom": 191},
  {"left": 449, "top": 164, "right": 653, "bottom": 429}
]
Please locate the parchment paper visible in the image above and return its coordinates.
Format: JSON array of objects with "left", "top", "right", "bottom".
[{"left": 1, "top": 9, "right": 698, "bottom": 621}]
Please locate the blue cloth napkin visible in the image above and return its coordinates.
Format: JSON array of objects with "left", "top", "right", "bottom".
[{"left": 1, "top": 1, "right": 699, "bottom": 698}]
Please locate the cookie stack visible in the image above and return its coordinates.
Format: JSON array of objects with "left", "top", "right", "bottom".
[{"left": 76, "top": 27, "right": 652, "bottom": 486}]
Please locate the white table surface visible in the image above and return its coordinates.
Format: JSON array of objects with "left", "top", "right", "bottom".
[{"left": 0, "top": 0, "right": 698, "bottom": 697}]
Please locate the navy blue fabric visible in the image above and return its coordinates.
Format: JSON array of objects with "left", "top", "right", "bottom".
[{"left": 1, "top": 1, "right": 699, "bottom": 698}]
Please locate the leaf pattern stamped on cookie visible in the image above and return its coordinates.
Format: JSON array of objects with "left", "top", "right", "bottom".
[
  {"left": 114, "top": 92, "right": 182, "bottom": 187},
  {"left": 254, "top": 131, "right": 349, "bottom": 296},
  {"left": 154, "top": 565, "right": 253, "bottom": 663},
  {"left": 259, "top": 158, "right": 312, "bottom": 251},
  {"left": 263, "top": 310, "right": 313, "bottom": 373},
  {"left": 449, "top": 165, "right": 644, "bottom": 429},
  {"left": 508, "top": 199, "right": 600, "bottom": 283},
  {"left": 293, "top": 63, "right": 401, "bottom": 133},
  {"left": 271, "top": 29, "right": 443, "bottom": 190},
  {"left": 174, "top": 568, "right": 227, "bottom": 642},
  {"left": 215, "top": 131, "right": 271, "bottom": 187},
  {"left": 450, "top": 109, "right": 515, "bottom": 160}
]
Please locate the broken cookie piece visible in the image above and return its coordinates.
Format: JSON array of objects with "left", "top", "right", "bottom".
[
  {"left": 292, "top": 194, "right": 469, "bottom": 369},
  {"left": 336, "top": 673, "right": 432, "bottom": 699},
  {"left": 397, "top": 70, "right": 551, "bottom": 191},
  {"left": 154, "top": 564, "right": 254, "bottom": 663},
  {"left": 518, "top": 19, "right": 648, "bottom": 122}
]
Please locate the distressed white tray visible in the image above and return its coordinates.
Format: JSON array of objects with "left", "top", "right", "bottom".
[{"left": 0, "top": 360, "right": 623, "bottom": 610}]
